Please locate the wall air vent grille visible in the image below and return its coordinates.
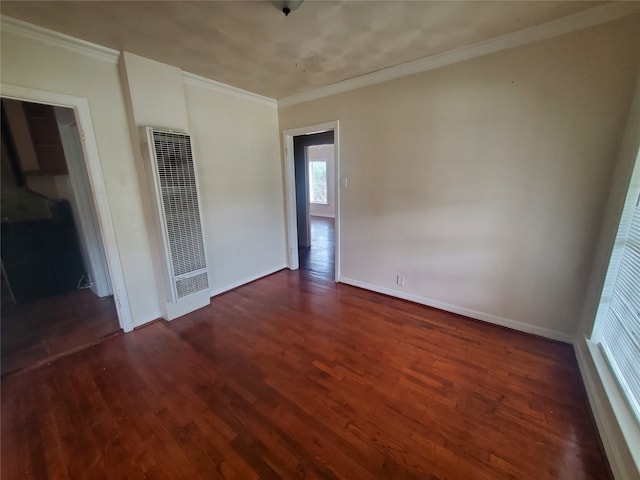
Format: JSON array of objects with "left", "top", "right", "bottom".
[
  {"left": 176, "top": 272, "right": 209, "bottom": 299},
  {"left": 145, "top": 127, "right": 209, "bottom": 305},
  {"left": 153, "top": 130, "right": 207, "bottom": 277}
]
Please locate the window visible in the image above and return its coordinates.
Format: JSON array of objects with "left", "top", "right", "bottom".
[
  {"left": 592, "top": 154, "right": 640, "bottom": 422},
  {"left": 308, "top": 159, "right": 327, "bottom": 205}
]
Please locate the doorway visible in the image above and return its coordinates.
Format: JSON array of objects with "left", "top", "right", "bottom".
[
  {"left": 1, "top": 98, "right": 120, "bottom": 375},
  {"left": 294, "top": 132, "right": 335, "bottom": 280},
  {"left": 283, "top": 121, "right": 340, "bottom": 281}
]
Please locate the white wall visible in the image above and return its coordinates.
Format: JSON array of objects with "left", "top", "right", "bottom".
[
  {"left": 120, "top": 52, "right": 189, "bottom": 131},
  {"left": 279, "top": 15, "right": 640, "bottom": 340},
  {"left": 1, "top": 29, "right": 287, "bottom": 327},
  {"left": 308, "top": 144, "right": 336, "bottom": 218},
  {"left": 184, "top": 81, "right": 286, "bottom": 292}
]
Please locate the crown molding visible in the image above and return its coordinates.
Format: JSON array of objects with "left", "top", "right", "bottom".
[
  {"left": 278, "top": 2, "right": 640, "bottom": 108},
  {"left": 1, "top": 15, "right": 120, "bottom": 63},
  {"left": 0, "top": 15, "right": 277, "bottom": 105},
  {"left": 182, "top": 72, "right": 277, "bottom": 107},
  {"left": 4, "top": 2, "right": 638, "bottom": 109}
]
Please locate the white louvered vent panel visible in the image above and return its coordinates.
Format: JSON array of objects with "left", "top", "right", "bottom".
[
  {"left": 176, "top": 272, "right": 209, "bottom": 299},
  {"left": 146, "top": 128, "right": 209, "bottom": 302}
]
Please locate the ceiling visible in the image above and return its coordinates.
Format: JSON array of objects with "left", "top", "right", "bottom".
[{"left": 1, "top": 1, "right": 606, "bottom": 99}]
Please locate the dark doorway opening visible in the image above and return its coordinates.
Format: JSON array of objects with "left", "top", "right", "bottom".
[
  {"left": 1, "top": 99, "right": 120, "bottom": 376},
  {"left": 293, "top": 131, "right": 335, "bottom": 281}
]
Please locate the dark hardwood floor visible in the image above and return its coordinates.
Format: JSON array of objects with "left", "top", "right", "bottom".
[
  {"left": 1, "top": 289, "right": 120, "bottom": 376},
  {"left": 1, "top": 270, "right": 610, "bottom": 479},
  {"left": 299, "top": 215, "right": 334, "bottom": 281}
]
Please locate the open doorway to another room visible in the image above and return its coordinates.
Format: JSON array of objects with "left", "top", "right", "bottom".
[
  {"left": 293, "top": 130, "right": 336, "bottom": 281},
  {"left": 1, "top": 99, "right": 120, "bottom": 376}
]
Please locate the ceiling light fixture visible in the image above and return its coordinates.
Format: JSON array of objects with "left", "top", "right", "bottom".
[{"left": 272, "top": 0, "right": 304, "bottom": 16}]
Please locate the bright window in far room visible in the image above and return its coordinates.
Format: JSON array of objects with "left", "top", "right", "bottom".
[{"left": 308, "top": 149, "right": 328, "bottom": 204}]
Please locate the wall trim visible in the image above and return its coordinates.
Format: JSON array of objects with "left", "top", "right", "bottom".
[
  {"left": 133, "top": 312, "right": 163, "bottom": 329},
  {"left": 6, "top": 3, "right": 638, "bottom": 109},
  {"left": 278, "top": 2, "right": 640, "bottom": 108},
  {"left": 209, "top": 264, "right": 287, "bottom": 297},
  {"left": 339, "top": 276, "right": 573, "bottom": 343},
  {"left": 0, "top": 15, "right": 119, "bottom": 63},
  {"left": 574, "top": 337, "right": 640, "bottom": 480},
  {"left": 182, "top": 72, "right": 277, "bottom": 107},
  {"left": 0, "top": 15, "right": 278, "bottom": 107}
]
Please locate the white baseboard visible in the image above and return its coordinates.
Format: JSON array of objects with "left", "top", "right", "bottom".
[
  {"left": 133, "top": 310, "right": 162, "bottom": 329},
  {"left": 338, "top": 276, "right": 573, "bottom": 343},
  {"left": 574, "top": 338, "right": 640, "bottom": 480},
  {"left": 210, "top": 264, "right": 287, "bottom": 297}
]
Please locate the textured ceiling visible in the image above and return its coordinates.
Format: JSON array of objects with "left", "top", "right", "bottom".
[{"left": 1, "top": 1, "right": 605, "bottom": 99}]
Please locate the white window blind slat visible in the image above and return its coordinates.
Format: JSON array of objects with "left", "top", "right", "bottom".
[{"left": 598, "top": 198, "right": 640, "bottom": 422}]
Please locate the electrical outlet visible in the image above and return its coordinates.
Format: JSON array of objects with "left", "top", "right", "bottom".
[{"left": 396, "top": 275, "right": 405, "bottom": 286}]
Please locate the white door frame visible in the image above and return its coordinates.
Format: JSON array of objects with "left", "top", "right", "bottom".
[
  {"left": 54, "top": 106, "right": 113, "bottom": 298},
  {"left": 1, "top": 83, "right": 134, "bottom": 332},
  {"left": 282, "top": 120, "right": 340, "bottom": 281}
]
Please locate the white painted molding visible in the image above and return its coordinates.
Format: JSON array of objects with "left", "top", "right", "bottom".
[
  {"left": 0, "top": 15, "right": 277, "bottom": 107},
  {"left": 0, "top": 15, "right": 277, "bottom": 106},
  {"left": 182, "top": 72, "right": 277, "bottom": 107},
  {"left": 282, "top": 130, "right": 300, "bottom": 272},
  {"left": 55, "top": 107, "right": 113, "bottom": 298},
  {"left": 7, "top": 2, "right": 636, "bottom": 110},
  {"left": 574, "top": 337, "right": 640, "bottom": 480},
  {"left": 0, "top": 15, "right": 119, "bottom": 63},
  {"left": 209, "top": 264, "right": 287, "bottom": 297},
  {"left": 282, "top": 121, "right": 338, "bottom": 138},
  {"left": 339, "top": 276, "right": 573, "bottom": 343},
  {"left": 278, "top": 2, "right": 640, "bottom": 107},
  {"left": 133, "top": 311, "right": 162, "bottom": 329}
]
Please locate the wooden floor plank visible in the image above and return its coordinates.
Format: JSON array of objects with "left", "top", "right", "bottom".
[
  {"left": 1, "top": 289, "right": 120, "bottom": 376},
  {"left": 1, "top": 270, "right": 611, "bottom": 479}
]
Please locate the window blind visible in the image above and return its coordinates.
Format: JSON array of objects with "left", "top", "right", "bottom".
[{"left": 597, "top": 189, "right": 640, "bottom": 421}]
